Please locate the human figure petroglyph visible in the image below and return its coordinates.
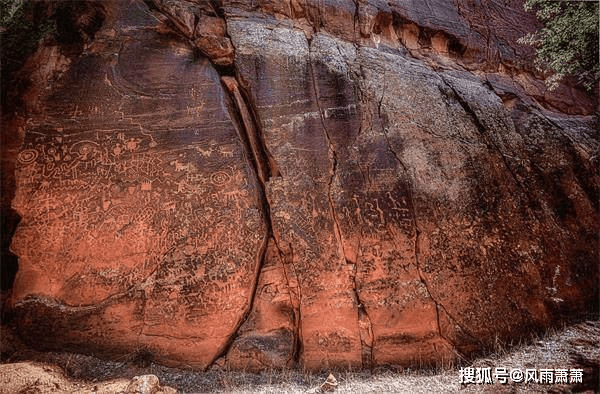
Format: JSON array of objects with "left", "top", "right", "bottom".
[
  {"left": 112, "top": 144, "right": 124, "bottom": 157},
  {"left": 70, "top": 104, "right": 83, "bottom": 119},
  {"left": 352, "top": 195, "right": 363, "bottom": 225},
  {"left": 125, "top": 138, "right": 142, "bottom": 152},
  {"left": 12, "top": 123, "right": 263, "bottom": 305},
  {"left": 39, "top": 179, "right": 51, "bottom": 190},
  {"left": 341, "top": 206, "right": 352, "bottom": 221},
  {"left": 70, "top": 140, "right": 104, "bottom": 161},
  {"left": 363, "top": 201, "right": 378, "bottom": 228},
  {"left": 374, "top": 198, "right": 385, "bottom": 226},
  {"left": 386, "top": 191, "right": 400, "bottom": 208}
]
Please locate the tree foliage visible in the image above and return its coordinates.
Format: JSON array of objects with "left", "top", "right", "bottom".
[
  {"left": 519, "top": 0, "right": 599, "bottom": 91},
  {"left": 0, "top": 0, "right": 56, "bottom": 112}
]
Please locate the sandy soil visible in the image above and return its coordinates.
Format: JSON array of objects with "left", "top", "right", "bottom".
[{"left": 1, "top": 319, "right": 598, "bottom": 393}]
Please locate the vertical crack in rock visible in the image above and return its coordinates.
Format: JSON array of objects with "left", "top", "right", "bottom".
[
  {"left": 207, "top": 76, "right": 277, "bottom": 369},
  {"left": 381, "top": 130, "right": 440, "bottom": 339},
  {"left": 144, "top": 0, "right": 285, "bottom": 369},
  {"left": 220, "top": 77, "right": 279, "bottom": 184},
  {"left": 307, "top": 40, "right": 373, "bottom": 368},
  {"left": 375, "top": 86, "right": 471, "bottom": 359},
  {"left": 217, "top": 8, "right": 308, "bottom": 368},
  {"left": 350, "top": 258, "right": 374, "bottom": 369},
  {"left": 380, "top": 116, "right": 479, "bottom": 357},
  {"left": 354, "top": 78, "right": 377, "bottom": 369},
  {"left": 307, "top": 44, "right": 344, "bottom": 277},
  {"left": 351, "top": 0, "right": 359, "bottom": 39},
  {"left": 275, "top": 241, "right": 303, "bottom": 364},
  {"left": 135, "top": 254, "right": 177, "bottom": 356},
  {"left": 216, "top": 33, "right": 306, "bottom": 370}
]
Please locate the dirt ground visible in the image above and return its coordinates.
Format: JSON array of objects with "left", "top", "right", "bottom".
[{"left": 1, "top": 319, "right": 598, "bottom": 393}]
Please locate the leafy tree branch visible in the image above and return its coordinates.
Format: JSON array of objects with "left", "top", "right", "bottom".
[{"left": 518, "top": 0, "right": 599, "bottom": 91}]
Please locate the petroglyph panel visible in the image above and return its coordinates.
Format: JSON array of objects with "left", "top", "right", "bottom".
[
  {"left": 230, "top": 26, "right": 454, "bottom": 368},
  {"left": 7, "top": 0, "right": 598, "bottom": 372},
  {"left": 10, "top": 0, "right": 266, "bottom": 368},
  {"left": 229, "top": 27, "right": 366, "bottom": 368},
  {"left": 12, "top": 126, "right": 259, "bottom": 296}
]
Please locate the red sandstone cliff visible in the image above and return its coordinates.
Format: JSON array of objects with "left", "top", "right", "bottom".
[{"left": 1, "top": 0, "right": 598, "bottom": 371}]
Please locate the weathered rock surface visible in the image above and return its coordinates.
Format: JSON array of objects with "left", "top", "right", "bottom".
[
  {"left": 3, "top": 0, "right": 598, "bottom": 371},
  {"left": 7, "top": 0, "right": 269, "bottom": 369}
]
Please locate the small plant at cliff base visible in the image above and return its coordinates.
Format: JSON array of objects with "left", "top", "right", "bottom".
[{"left": 518, "top": 0, "right": 599, "bottom": 92}]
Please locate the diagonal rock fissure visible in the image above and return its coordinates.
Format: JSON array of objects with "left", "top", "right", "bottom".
[
  {"left": 220, "top": 77, "right": 280, "bottom": 183},
  {"left": 13, "top": 291, "right": 131, "bottom": 315},
  {"left": 437, "top": 74, "right": 552, "bottom": 233},
  {"left": 534, "top": 108, "right": 595, "bottom": 158},
  {"left": 437, "top": 74, "right": 525, "bottom": 191},
  {"left": 15, "top": 242, "right": 169, "bottom": 319}
]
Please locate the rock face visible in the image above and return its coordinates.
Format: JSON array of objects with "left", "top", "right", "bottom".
[{"left": 4, "top": 0, "right": 598, "bottom": 371}]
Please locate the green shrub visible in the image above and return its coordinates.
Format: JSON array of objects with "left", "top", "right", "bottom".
[{"left": 519, "top": 0, "right": 599, "bottom": 91}]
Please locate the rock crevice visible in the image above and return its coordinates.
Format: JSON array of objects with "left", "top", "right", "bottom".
[{"left": 380, "top": 122, "right": 462, "bottom": 353}]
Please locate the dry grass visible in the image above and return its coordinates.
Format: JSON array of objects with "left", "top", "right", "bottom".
[{"left": 1, "top": 319, "right": 598, "bottom": 393}]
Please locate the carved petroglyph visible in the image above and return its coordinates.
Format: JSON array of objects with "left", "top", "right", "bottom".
[
  {"left": 17, "top": 149, "right": 39, "bottom": 165},
  {"left": 218, "top": 145, "right": 235, "bottom": 158},
  {"left": 12, "top": 122, "right": 264, "bottom": 313},
  {"left": 340, "top": 189, "right": 413, "bottom": 234},
  {"left": 196, "top": 146, "right": 213, "bottom": 157},
  {"left": 315, "top": 331, "right": 353, "bottom": 353},
  {"left": 211, "top": 170, "right": 232, "bottom": 186}
]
